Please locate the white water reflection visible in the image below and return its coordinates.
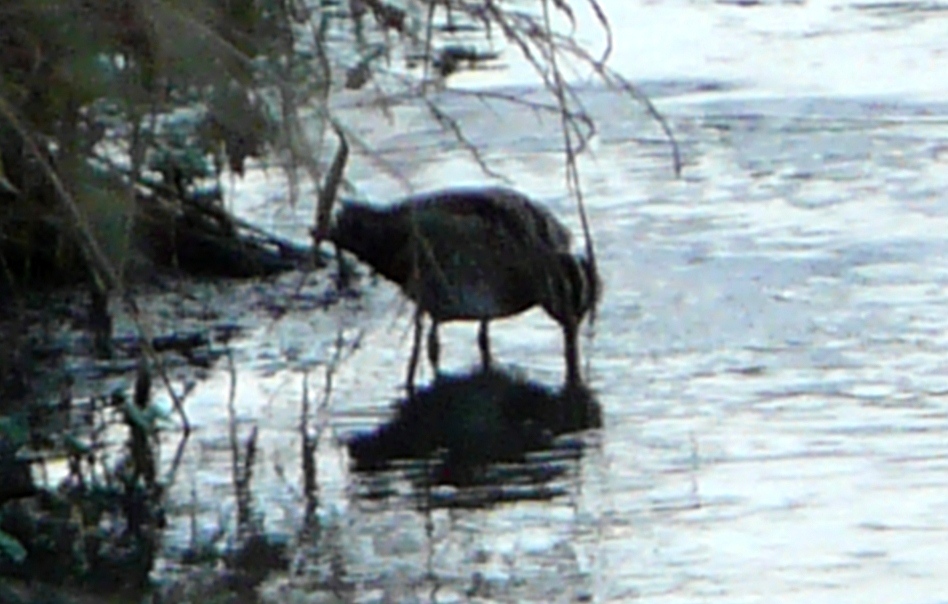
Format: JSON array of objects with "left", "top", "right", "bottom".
[
  {"left": 150, "top": 0, "right": 948, "bottom": 601},
  {"left": 455, "top": 0, "right": 948, "bottom": 101}
]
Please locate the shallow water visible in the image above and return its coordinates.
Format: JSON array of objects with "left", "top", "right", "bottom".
[{"left": 145, "top": 0, "right": 948, "bottom": 601}]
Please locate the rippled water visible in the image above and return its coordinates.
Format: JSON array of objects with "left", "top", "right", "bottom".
[{"left": 149, "top": 1, "right": 948, "bottom": 601}]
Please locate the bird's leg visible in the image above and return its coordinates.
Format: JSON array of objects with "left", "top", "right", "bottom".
[
  {"left": 478, "top": 320, "right": 492, "bottom": 370},
  {"left": 563, "top": 318, "right": 581, "bottom": 386},
  {"left": 406, "top": 305, "right": 424, "bottom": 395},
  {"left": 427, "top": 319, "right": 440, "bottom": 375}
]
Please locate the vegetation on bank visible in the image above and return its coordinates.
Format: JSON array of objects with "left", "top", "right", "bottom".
[{"left": 0, "top": 0, "right": 677, "bottom": 599}]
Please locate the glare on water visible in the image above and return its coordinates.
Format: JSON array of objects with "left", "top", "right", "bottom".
[{"left": 156, "top": 1, "right": 948, "bottom": 601}]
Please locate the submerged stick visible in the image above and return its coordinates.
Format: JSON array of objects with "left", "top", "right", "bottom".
[
  {"left": 311, "top": 119, "right": 353, "bottom": 291},
  {"left": 312, "top": 119, "right": 350, "bottom": 244}
]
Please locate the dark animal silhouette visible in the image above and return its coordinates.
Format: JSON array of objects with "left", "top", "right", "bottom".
[{"left": 328, "top": 186, "right": 600, "bottom": 387}]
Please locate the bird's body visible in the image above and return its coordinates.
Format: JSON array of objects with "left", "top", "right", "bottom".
[{"left": 329, "top": 186, "right": 599, "bottom": 386}]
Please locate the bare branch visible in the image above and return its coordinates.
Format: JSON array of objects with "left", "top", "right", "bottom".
[{"left": 422, "top": 99, "right": 511, "bottom": 183}]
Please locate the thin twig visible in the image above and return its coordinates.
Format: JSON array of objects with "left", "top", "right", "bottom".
[
  {"left": 0, "top": 93, "right": 192, "bottom": 433},
  {"left": 541, "top": 0, "right": 597, "bottom": 317},
  {"left": 421, "top": 98, "right": 511, "bottom": 183}
]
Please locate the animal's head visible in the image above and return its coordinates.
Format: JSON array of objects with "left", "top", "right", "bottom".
[
  {"left": 541, "top": 253, "right": 602, "bottom": 326},
  {"left": 327, "top": 200, "right": 369, "bottom": 250},
  {"left": 320, "top": 200, "right": 412, "bottom": 281}
]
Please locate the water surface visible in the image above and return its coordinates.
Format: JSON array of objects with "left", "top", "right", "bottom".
[{"left": 147, "top": 1, "right": 948, "bottom": 601}]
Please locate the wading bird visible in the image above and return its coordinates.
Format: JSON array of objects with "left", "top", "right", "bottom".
[{"left": 320, "top": 186, "right": 600, "bottom": 389}]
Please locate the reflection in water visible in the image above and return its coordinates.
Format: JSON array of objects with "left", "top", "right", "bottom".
[
  {"left": 347, "top": 367, "right": 600, "bottom": 506},
  {"left": 145, "top": 89, "right": 948, "bottom": 600}
]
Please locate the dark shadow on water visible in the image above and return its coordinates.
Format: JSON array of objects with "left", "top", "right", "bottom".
[{"left": 347, "top": 368, "right": 601, "bottom": 507}]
